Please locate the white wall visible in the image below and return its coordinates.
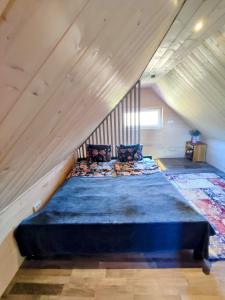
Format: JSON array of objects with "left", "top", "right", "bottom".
[
  {"left": 204, "top": 139, "right": 225, "bottom": 173},
  {"left": 140, "top": 87, "right": 191, "bottom": 159}
]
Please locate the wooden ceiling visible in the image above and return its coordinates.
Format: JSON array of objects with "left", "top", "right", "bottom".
[
  {"left": 157, "top": 23, "right": 225, "bottom": 141},
  {"left": 142, "top": 0, "right": 225, "bottom": 142},
  {"left": 142, "top": 0, "right": 225, "bottom": 80},
  {"left": 0, "top": 0, "right": 184, "bottom": 211}
]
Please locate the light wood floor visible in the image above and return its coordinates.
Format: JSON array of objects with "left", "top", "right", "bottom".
[{"left": 2, "top": 253, "right": 225, "bottom": 300}]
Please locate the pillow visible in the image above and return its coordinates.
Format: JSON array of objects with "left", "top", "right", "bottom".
[
  {"left": 117, "top": 144, "right": 143, "bottom": 162},
  {"left": 86, "top": 144, "right": 112, "bottom": 162}
]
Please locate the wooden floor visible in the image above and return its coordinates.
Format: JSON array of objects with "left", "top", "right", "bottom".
[
  {"left": 2, "top": 252, "right": 225, "bottom": 300},
  {"left": 157, "top": 158, "right": 219, "bottom": 173}
]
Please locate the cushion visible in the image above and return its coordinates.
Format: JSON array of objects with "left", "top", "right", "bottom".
[
  {"left": 117, "top": 144, "right": 143, "bottom": 162},
  {"left": 86, "top": 144, "right": 112, "bottom": 162}
]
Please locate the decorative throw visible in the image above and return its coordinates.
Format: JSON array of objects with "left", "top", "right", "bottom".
[
  {"left": 86, "top": 144, "right": 111, "bottom": 162},
  {"left": 117, "top": 144, "right": 143, "bottom": 162},
  {"left": 69, "top": 160, "right": 115, "bottom": 177},
  {"left": 166, "top": 172, "right": 225, "bottom": 260},
  {"left": 68, "top": 158, "right": 159, "bottom": 178},
  {"left": 114, "top": 158, "right": 159, "bottom": 176}
]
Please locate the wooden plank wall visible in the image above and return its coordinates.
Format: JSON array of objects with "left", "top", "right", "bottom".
[
  {"left": 0, "top": 0, "right": 184, "bottom": 212},
  {"left": 0, "top": 155, "right": 73, "bottom": 297},
  {"left": 204, "top": 139, "right": 225, "bottom": 172},
  {"left": 140, "top": 86, "right": 191, "bottom": 158}
]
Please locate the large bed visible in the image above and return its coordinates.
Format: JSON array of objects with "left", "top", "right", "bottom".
[{"left": 15, "top": 170, "right": 214, "bottom": 263}]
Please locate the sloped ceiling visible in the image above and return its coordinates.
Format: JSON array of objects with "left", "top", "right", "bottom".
[
  {"left": 0, "top": 0, "right": 184, "bottom": 210},
  {"left": 142, "top": 0, "right": 225, "bottom": 142},
  {"left": 143, "top": 0, "right": 225, "bottom": 80},
  {"left": 157, "top": 28, "right": 225, "bottom": 141}
]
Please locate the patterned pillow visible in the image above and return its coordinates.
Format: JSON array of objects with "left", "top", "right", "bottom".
[
  {"left": 86, "top": 144, "right": 111, "bottom": 162},
  {"left": 117, "top": 144, "right": 143, "bottom": 162}
]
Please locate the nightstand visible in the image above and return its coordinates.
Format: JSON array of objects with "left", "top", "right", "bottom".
[{"left": 185, "top": 141, "right": 206, "bottom": 162}]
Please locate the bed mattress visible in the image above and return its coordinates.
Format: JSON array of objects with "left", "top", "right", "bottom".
[{"left": 15, "top": 173, "right": 214, "bottom": 257}]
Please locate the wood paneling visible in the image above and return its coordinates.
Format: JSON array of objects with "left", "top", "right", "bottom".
[
  {"left": 156, "top": 25, "right": 225, "bottom": 142},
  {"left": 0, "top": 232, "right": 23, "bottom": 299},
  {"left": 142, "top": 0, "right": 225, "bottom": 170},
  {"left": 142, "top": 0, "right": 225, "bottom": 80},
  {"left": 0, "top": 155, "right": 73, "bottom": 297},
  {"left": 203, "top": 139, "right": 225, "bottom": 172},
  {"left": 140, "top": 86, "right": 190, "bottom": 159},
  {"left": 0, "top": 0, "right": 184, "bottom": 211}
]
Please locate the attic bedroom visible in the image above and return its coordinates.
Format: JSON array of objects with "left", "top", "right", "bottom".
[{"left": 1, "top": 0, "right": 225, "bottom": 298}]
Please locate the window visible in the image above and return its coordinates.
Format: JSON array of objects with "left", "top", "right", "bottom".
[{"left": 124, "top": 108, "right": 162, "bottom": 129}]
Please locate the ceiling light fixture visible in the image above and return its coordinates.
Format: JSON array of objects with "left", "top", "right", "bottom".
[
  {"left": 194, "top": 20, "right": 204, "bottom": 32},
  {"left": 172, "top": 0, "right": 178, "bottom": 6}
]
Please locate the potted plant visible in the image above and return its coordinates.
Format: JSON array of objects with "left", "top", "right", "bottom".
[{"left": 189, "top": 129, "right": 201, "bottom": 144}]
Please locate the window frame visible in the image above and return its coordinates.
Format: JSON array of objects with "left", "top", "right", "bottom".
[
  {"left": 124, "top": 107, "right": 163, "bottom": 130},
  {"left": 140, "top": 107, "right": 163, "bottom": 130}
]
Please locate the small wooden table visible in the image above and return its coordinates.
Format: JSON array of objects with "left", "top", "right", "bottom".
[{"left": 185, "top": 141, "right": 206, "bottom": 162}]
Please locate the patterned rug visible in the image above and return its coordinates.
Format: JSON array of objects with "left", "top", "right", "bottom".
[{"left": 166, "top": 172, "right": 225, "bottom": 260}]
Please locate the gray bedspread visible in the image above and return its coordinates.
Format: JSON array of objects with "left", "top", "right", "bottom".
[{"left": 15, "top": 173, "right": 214, "bottom": 257}]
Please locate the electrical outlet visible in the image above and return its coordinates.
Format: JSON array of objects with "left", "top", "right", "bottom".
[{"left": 33, "top": 201, "right": 41, "bottom": 213}]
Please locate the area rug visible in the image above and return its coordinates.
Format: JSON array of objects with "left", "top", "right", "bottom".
[{"left": 166, "top": 172, "right": 225, "bottom": 260}]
